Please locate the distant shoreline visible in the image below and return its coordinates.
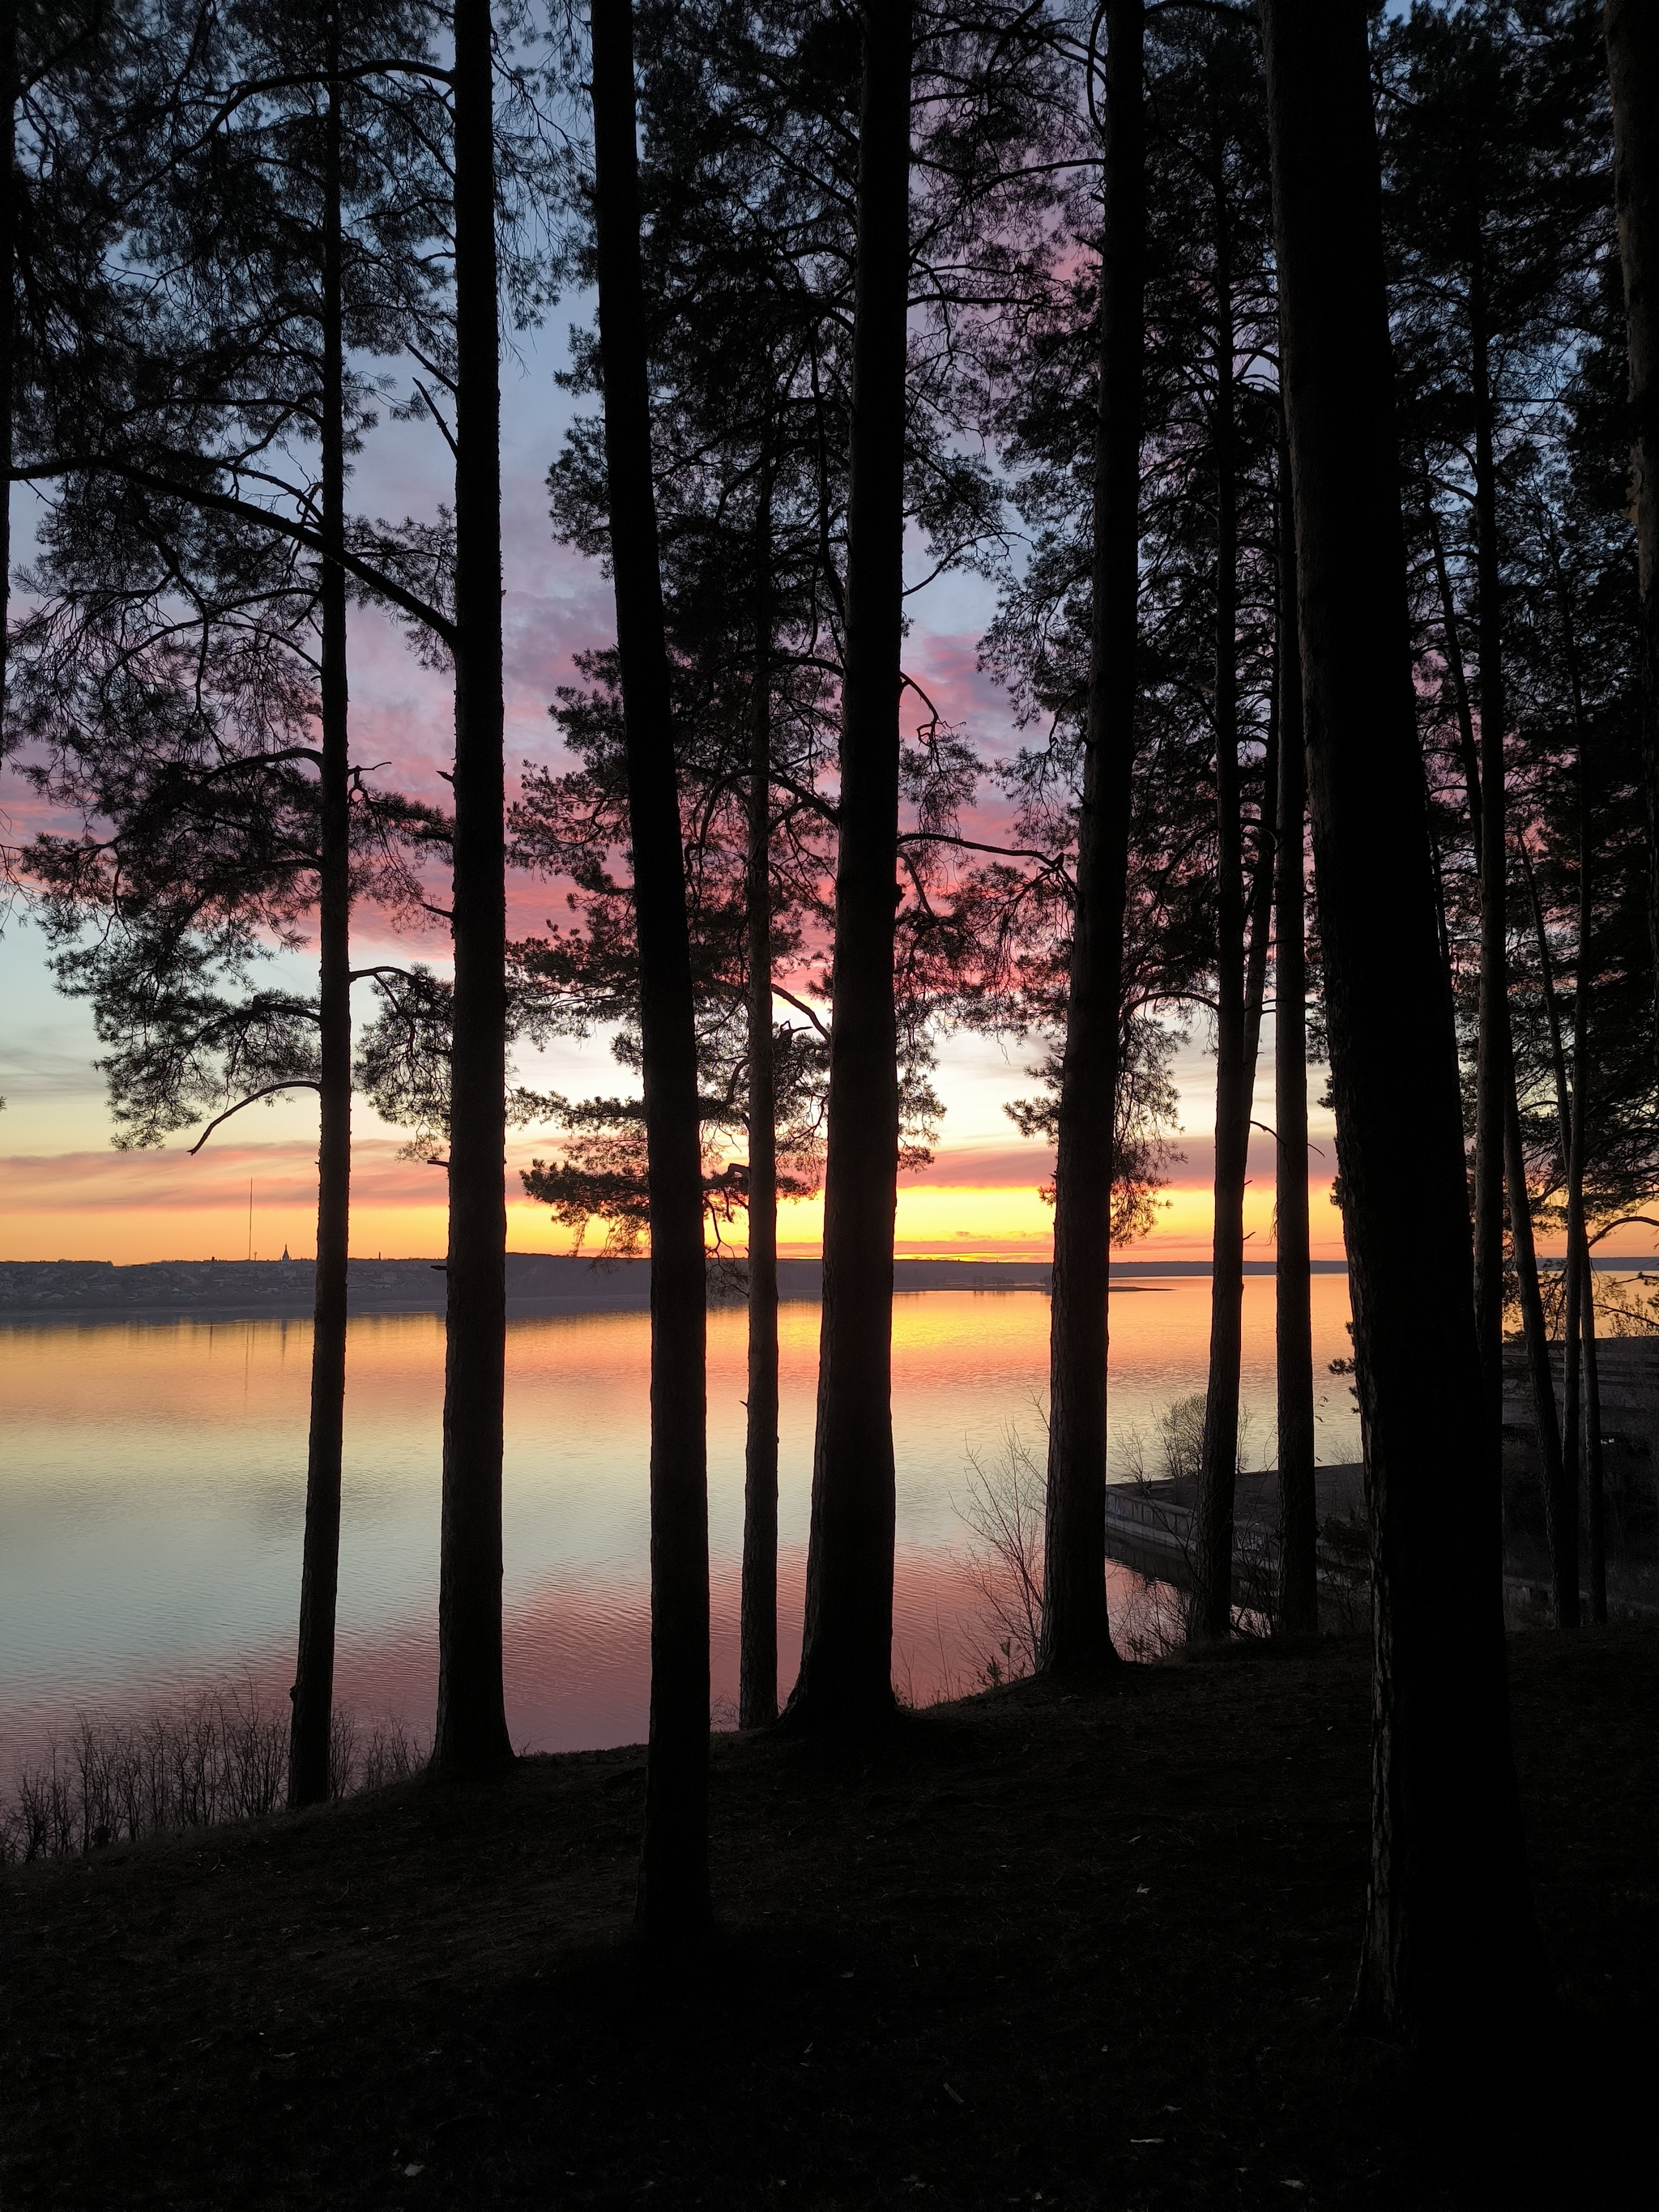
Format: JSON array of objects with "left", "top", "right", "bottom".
[
  {"left": 0, "top": 1252, "right": 1283, "bottom": 1323},
  {"left": 0, "top": 1249, "right": 1649, "bottom": 1324}
]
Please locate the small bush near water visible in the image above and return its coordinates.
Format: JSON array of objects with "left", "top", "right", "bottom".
[
  {"left": 1, "top": 1682, "right": 426, "bottom": 1863},
  {"left": 953, "top": 1413, "right": 1196, "bottom": 1680}
]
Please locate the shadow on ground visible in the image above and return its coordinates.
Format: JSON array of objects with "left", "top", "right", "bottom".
[{"left": 4, "top": 1630, "right": 1654, "bottom": 2208}]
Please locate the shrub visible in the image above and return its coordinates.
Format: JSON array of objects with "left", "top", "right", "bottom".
[{"left": 1, "top": 1681, "right": 429, "bottom": 1862}]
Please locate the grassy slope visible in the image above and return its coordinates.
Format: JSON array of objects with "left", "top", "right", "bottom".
[{"left": 3, "top": 1630, "right": 1655, "bottom": 2210}]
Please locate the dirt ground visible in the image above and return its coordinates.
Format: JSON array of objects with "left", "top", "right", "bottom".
[{"left": 3, "top": 1629, "right": 1655, "bottom": 2210}]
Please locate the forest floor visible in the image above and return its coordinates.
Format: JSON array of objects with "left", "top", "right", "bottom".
[{"left": 3, "top": 1628, "right": 1655, "bottom": 2211}]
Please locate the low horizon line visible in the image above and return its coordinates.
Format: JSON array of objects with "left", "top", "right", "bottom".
[{"left": 10, "top": 1251, "right": 1659, "bottom": 1274}]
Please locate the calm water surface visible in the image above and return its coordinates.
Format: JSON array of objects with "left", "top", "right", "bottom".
[{"left": 1, "top": 1276, "right": 1358, "bottom": 1762}]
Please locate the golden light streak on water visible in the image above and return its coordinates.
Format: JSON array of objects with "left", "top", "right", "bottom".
[{"left": 1, "top": 1279, "right": 1359, "bottom": 1761}]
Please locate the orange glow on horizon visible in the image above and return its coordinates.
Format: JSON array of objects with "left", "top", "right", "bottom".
[{"left": 0, "top": 1139, "right": 1644, "bottom": 1265}]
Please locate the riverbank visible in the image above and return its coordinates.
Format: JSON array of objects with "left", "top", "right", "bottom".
[{"left": 4, "top": 1629, "right": 1653, "bottom": 2209}]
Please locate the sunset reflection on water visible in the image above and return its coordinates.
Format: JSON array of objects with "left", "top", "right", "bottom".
[{"left": 0, "top": 1276, "right": 1359, "bottom": 1761}]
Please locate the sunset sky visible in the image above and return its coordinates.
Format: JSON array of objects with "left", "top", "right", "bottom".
[{"left": 0, "top": 313, "right": 1524, "bottom": 1272}]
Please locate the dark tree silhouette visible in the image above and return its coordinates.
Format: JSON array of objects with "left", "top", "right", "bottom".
[
  {"left": 591, "top": 0, "right": 710, "bottom": 1932},
  {"left": 533, "top": 1, "right": 858, "bottom": 1728},
  {"left": 6, "top": 0, "right": 456, "bottom": 1798},
  {"left": 432, "top": 0, "right": 514, "bottom": 1779},
  {"left": 290, "top": 8, "right": 353, "bottom": 1804},
  {"left": 1189, "top": 19, "right": 1260, "bottom": 1643},
  {"left": 786, "top": 0, "right": 912, "bottom": 1728},
  {"left": 1473, "top": 224, "right": 1514, "bottom": 1432},
  {"left": 1380, "top": 0, "right": 1610, "bottom": 1631},
  {"left": 1272, "top": 435, "right": 1316, "bottom": 1639},
  {"left": 742, "top": 446, "right": 780, "bottom": 1729},
  {"left": 1259, "top": 0, "right": 1546, "bottom": 2037},
  {"left": 1604, "top": 0, "right": 1658, "bottom": 1041},
  {"left": 1, "top": 0, "right": 14, "bottom": 713},
  {"left": 1038, "top": 0, "right": 1143, "bottom": 1679}
]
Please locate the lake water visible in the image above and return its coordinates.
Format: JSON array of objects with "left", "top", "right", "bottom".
[{"left": 0, "top": 1275, "right": 1359, "bottom": 1766}]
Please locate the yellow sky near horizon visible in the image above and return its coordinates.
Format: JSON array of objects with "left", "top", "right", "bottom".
[
  {"left": 3, "top": 914, "right": 1363, "bottom": 1266},
  {"left": 4, "top": 918, "right": 1646, "bottom": 1270},
  {"left": 0, "top": 1127, "right": 1372, "bottom": 1268},
  {"left": 0, "top": 1143, "right": 1637, "bottom": 1269}
]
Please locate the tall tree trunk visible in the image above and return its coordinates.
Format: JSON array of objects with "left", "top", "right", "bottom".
[
  {"left": 1260, "top": 0, "right": 1546, "bottom": 2039},
  {"left": 1421, "top": 479, "right": 1483, "bottom": 849},
  {"left": 1192, "top": 167, "right": 1247, "bottom": 1644},
  {"left": 432, "top": 0, "right": 513, "bottom": 1778},
  {"left": 1038, "top": 0, "right": 1144, "bottom": 1678},
  {"left": 1556, "top": 1002, "right": 1585, "bottom": 1624},
  {"left": 1557, "top": 1082, "right": 1587, "bottom": 1630},
  {"left": 1427, "top": 818, "right": 1454, "bottom": 972},
  {"left": 289, "top": 36, "right": 352, "bottom": 1807},
  {"left": 591, "top": 0, "right": 710, "bottom": 1929},
  {"left": 1273, "top": 433, "right": 1317, "bottom": 1639},
  {"left": 1504, "top": 1080, "right": 1573, "bottom": 1627},
  {"left": 1469, "top": 250, "right": 1508, "bottom": 1430},
  {"left": 1584, "top": 1264, "right": 1606, "bottom": 1623},
  {"left": 787, "top": 0, "right": 911, "bottom": 1727},
  {"left": 1603, "top": 0, "right": 1659, "bottom": 1044},
  {"left": 1239, "top": 723, "right": 1277, "bottom": 1095},
  {"left": 1, "top": 0, "right": 14, "bottom": 714},
  {"left": 1550, "top": 729, "right": 1597, "bottom": 1630},
  {"left": 1533, "top": 928, "right": 1605, "bottom": 1630},
  {"left": 1431, "top": 459, "right": 1567, "bottom": 1555},
  {"left": 1566, "top": 648, "right": 1602, "bottom": 1621},
  {"left": 740, "top": 445, "right": 778, "bottom": 1732},
  {"left": 1524, "top": 845, "right": 1586, "bottom": 1592}
]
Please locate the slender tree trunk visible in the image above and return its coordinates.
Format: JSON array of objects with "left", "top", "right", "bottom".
[
  {"left": 1239, "top": 723, "right": 1277, "bottom": 1096},
  {"left": 1584, "top": 1263, "right": 1606, "bottom": 1622},
  {"left": 1038, "top": 0, "right": 1144, "bottom": 1678},
  {"left": 590, "top": 0, "right": 711, "bottom": 1929},
  {"left": 1469, "top": 258, "right": 1572, "bottom": 1609},
  {"left": 1559, "top": 1060, "right": 1585, "bottom": 1617},
  {"left": 1568, "top": 681, "right": 1603, "bottom": 1620},
  {"left": 787, "top": 0, "right": 911, "bottom": 1727},
  {"left": 740, "top": 446, "right": 778, "bottom": 1732},
  {"left": 1603, "top": 0, "right": 1659, "bottom": 1043},
  {"left": 1536, "top": 574, "right": 1604, "bottom": 1635},
  {"left": 1551, "top": 778, "right": 1593, "bottom": 1630},
  {"left": 1504, "top": 1078, "right": 1573, "bottom": 1628},
  {"left": 1428, "top": 819, "right": 1453, "bottom": 973},
  {"left": 1421, "top": 481, "right": 1483, "bottom": 849},
  {"left": 289, "top": 39, "right": 352, "bottom": 1807},
  {"left": 1430, "top": 457, "right": 1568, "bottom": 1563},
  {"left": 1556, "top": 1098, "right": 1587, "bottom": 1630},
  {"left": 432, "top": 0, "right": 513, "bottom": 1778},
  {"left": 1525, "top": 845, "right": 1586, "bottom": 1578},
  {"left": 1, "top": 0, "right": 15, "bottom": 715},
  {"left": 1192, "top": 173, "right": 1247, "bottom": 1645},
  {"left": 1273, "top": 434, "right": 1317, "bottom": 1639},
  {"left": 1469, "top": 252, "right": 1508, "bottom": 1430},
  {"left": 1260, "top": 0, "right": 1546, "bottom": 2039}
]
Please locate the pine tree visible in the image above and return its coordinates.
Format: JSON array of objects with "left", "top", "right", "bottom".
[
  {"left": 1603, "top": 0, "right": 1659, "bottom": 1044},
  {"left": 590, "top": 0, "right": 711, "bottom": 1932},
  {"left": 1033, "top": 0, "right": 1145, "bottom": 1675},
  {"left": 12, "top": 0, "right": 454, "bottom": 1795},
  {"left": 1381, "top": 0, "right": 1611, "bottom": 1626},
  {"left": 1273, "top": 428, "right": 1317, "bottom": 1639},
  {"left": 782, "top": 0, "right": 911, "bottom": 1726},
  {"left": 1260, "top": 0, "right": 1546, "bottom": 2039},
  {"left": 1136, "top": 8, "right": 1282, "bottom": 1647}
]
